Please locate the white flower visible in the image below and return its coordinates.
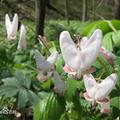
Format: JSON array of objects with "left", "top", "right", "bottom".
[
  {"left": 34, "top": 50, "right": 58, "bottom": 81},
  {"left": 60, "top": 29, "right": 102, "bottom": 78},
  {"left": 83, "top": 73, "right": 117, "bottom": 113},
  {"left": 5, "top": 13, "right": 18, "bottom": 40},
  {"left": 100, "top": 47, "right": 115, "bottom": 65},
  {"left": 17, "top": 24, "right": 26, "bottom": 50}
]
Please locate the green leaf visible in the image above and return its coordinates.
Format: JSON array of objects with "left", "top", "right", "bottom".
[
  {"left": 65, "top": 79, "right": 78, "bottom": 101},
  {"left": 33, "top": 92, "right": 65, "bottom": 120},
  {"left": 2, "top": 77, "right": 20, "bottom": 88},
  {"left": 110, "top": 96, "right": 120, "bottom": 118},
  {"left": 14, "top": 54, "right": 27, "bottom": 63},
  {"left": 112, "top": 30, "right": 120, "bottom": 47},
  {"left": 0, "top": 45, "right": 7, "bottom": 61},
  {"left": 33, "top": 100, "right": 42, "bottom": 120},
  {"left": 103, "top": 32, "right": 113, "bottom": 51},
  {"left": 15, "top": 70, "right": 31, "bottom": 89},
  {"left": 18, "top": 88, "right": 28, "bottom": 109},
  {"left": 27, "top": 90, "right": 39, "bottom": 106},
  {"left": 14, "top": 63, "right": 24, "bottom": 69},
  {"left": 0, "top": 86, "right": 19, "bottom": 97},
  {"left": 55, "top": 54, "right": 64, "bottom": 73},
  {"left": 41, "top": 79, "right": 53, "bottom": 91},
  {"left": 111, "top": 96, "right": 120, "bottom": 109},
  {"left": 103, "top": 30, "right": 120, "bottom": 52},
  {"left": 81, "top": 20, "right": 120, "bottom": 36}
]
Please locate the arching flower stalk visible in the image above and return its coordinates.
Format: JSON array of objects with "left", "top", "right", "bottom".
[
  {"left": 38, "top": 35, "right": 51, "bottom": 54},
  {"left": 60, "top": 29, "right": 102, "bottom": 79},
  {"left": 34, "top": 50, "right": 58, "bottom": 81},
  {"left": 83, "top": 73, "right": 117, "bottom": 113},
  {"left": 38, "top": 35, "right": 48, "bottom": 48},
  {"left": 17, "top": 24, "right": 26, "bottom": 51},
  {"left": 5, "top": 13, "right": 18, "bottom": 40}
]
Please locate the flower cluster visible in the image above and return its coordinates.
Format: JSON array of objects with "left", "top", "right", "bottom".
[
  {"left": 33, "top": 29, "right": 117, "bottom": 113},
  {"left": 59, "top": 29, "right": 117, "bottom": 113},
  {"left": 5, "top": 14, "right": 26, "bottom": 50}
]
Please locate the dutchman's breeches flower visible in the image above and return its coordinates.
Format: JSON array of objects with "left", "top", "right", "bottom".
[
  {"left": 34, "top": 51, "right": 65, "bottom": 95},
  {"left": 60, "top": 29, "right": 102, "bottom": 79},
  {"left": 17, "top": 24, "right": 27, "bottom": 51},
  {"left": 5, "top": 13, "right": 18, "bottom": 40},
  {"left": 83, "top": 73, "right": 117, "bottom": 113},
  {"left": 34, "top": 50, "right": 58, "bottom": 81},
  {"left": 53, "top": 71, "right": 66, "bottom": 95},
  {"left": 100, "top": 47, "right": 115, "bottom": 65}
]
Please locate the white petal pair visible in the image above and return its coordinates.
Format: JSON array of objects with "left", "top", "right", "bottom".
[
  {"left": 5, "top": 14, "right": 18, "bottom": 39},
  {"left": 60, "top": 29, "right": 102, "bottom": 78},
  {"left": 34, "top": 50, "right": 58, "bottom": 81},
  {"left": 83, "top": 73, "right": 117, "bottom": 113},
  {"left": 17, "top": 24, "right": 26, "bottom": 51}
]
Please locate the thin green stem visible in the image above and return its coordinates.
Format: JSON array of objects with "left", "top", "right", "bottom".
[{"left": 105, "top": 20, "right": 117, "bottom": 32}]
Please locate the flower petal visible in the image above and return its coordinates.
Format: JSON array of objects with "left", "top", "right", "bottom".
[
  {"left": 47, "top": 51, "right": 58, "bottom": 65},
  {"left": 9, "top": 13, "right": 18, "bottom": 39},
  {"left": 34, "top": 50, "right": 51, "bottom": 71},
  {"left": 100, "top": 47, "right": 115, "bottom": 64},
  {"left": 17, "top": 24, "right": 26, "bottom": 50},
  {"left": 95, "top": 73, "right": 117, "bottom": 100},
  {"left": 63, "top": 64, "right": 76, "bottom": 75},
  {"left": 83, "top": 92, "right": 93, "bottom": 101},
  {"left": 53, "top": 71, "right": 66, "bottom": 95},
  {"left": 81, "top": 29, "right": 102, "bottom": 70},
  {"left": 60, "top": 31, "right": 79, "bottom": 70},
  {"left": 5, "top": 14, "right": 12, "bottom": 38},
  {"left": 86, "top": 67, "right": 96, "bottom": 74},
  {"left": 83, "top": 74, "right": 97, "bottom": 99},
  {"left": 80, "top": 37, "right": 88, "bottom": 50},
  {"left": 83, "top": 74, "right": 97, "bottom": 92},
  {"left": 97, "top": 97, "right": 109, "bottom": 103},
  {"left": 99, "top": 101, "right": 111, "bottom": 113}
]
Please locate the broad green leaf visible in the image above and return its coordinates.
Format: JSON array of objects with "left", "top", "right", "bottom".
[
  {"left": 103, "top": 32, "right": 113, "bottom": 51},
  {"left": 15, "top": 70, "right": 31, "bottom": 89},
  {"left": 33, "top": 92, "right": 65, "bottom": 120},
  {"left": 0, "top": 86, "right": 19, "bottom": 97},
  {"left": 111, "top": 96, "right": 120, "bottom": 109},
  {"left": 55, "top": 54, "right": 64, "bottom": 73},
  {"left": 27, "top": 90, "right": 39, "bottom": 106},
  {"left": 112, "top": 30, "right": 120, "bottom": 47},
  {"left": 33, "top": 100, "right": 42, "bottom": 120},
  {"left": 110, "top": 96, "right": 120, "bottom": 118},
  {"left": 2, "top": 77, "right": 20, "bottom": 88},
  {"left": 65, "top": 79, "right": 79, "bottom": 101},
  {"left": 81, "top": 20, "right": 120, "bottom": 36},
  {"left": 18, "top": 88, "right": 28, "bottom": 109}
]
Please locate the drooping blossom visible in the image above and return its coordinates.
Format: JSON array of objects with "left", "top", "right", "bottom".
[
  {"left": 17, "top": 24, "right": 26, "bottom": 51},
  {"left": 100, "top": 47, "right": 115, "bottom": 65},
  {"left": 83, "top": 73, "right": 117, "bottom": 113},
  {"left": 60, "top": 29, "right": 102, "bottom": 78},
  {"left": 34, "top": 50, "right": 58, "bottom": 81},
  {"left": 5, "top": 13, "right": 18, "bottom": 39},
  {"left": 53, "top": 71, "right": 66, "bottom": 95}
]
